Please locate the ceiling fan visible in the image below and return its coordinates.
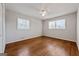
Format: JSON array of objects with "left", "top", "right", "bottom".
[
  {"left": 29, "top": 4, "right": 48, "bottom": 17},
  {"left": 40, "top": 9, "right": 46, "bottom": 16}
]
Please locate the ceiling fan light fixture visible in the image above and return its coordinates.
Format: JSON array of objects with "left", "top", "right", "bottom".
[
  {"left": 42, "top": 13, "right": 45, "bottom": 16},
  {"left": 41, "top": 9, "right": 47, "bottom": 16}
]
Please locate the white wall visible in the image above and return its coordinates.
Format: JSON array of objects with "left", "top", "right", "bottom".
[
  {"left": 43, "top": 13, "right": 77, "bottom": 42},
  {"left": 2, "top": 4, "right": 6, "bottom": 53},
  {"left": 5, "top": 9, "right": 42, "bottom": 44},
  {"left": 77, "top": 8, "right": 79, "bottom": 50},
  {"left": 0, "top": 3, "right": 3, "bottom": 53},
  {"left": 0, "top": 3, "right": 5, "bottom": 53}
]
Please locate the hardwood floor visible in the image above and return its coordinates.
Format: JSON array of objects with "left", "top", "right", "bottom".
[{"left": 5, "top": 36, "right": 78, "bottom": 56}]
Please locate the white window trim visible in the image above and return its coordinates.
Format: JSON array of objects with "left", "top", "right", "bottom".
[
  {"left": 48, "top": 19, "right": 66, "bottom": 29},
  {"left": 17, "top": 17, "right": 30, "bottom": 30}
]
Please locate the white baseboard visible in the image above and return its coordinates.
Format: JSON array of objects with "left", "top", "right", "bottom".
[
  {"left": 44, "top": 35, "right": 76, "bottom": 42},
  {"left": 6, "top": 35, "right": 42, "bottom": 44}
]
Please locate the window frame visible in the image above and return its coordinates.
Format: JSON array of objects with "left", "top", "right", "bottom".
[
  {"left": 17, "top": 17, "right": 30, "bottom": 30},
  {"left": 48, "top": 19, "right": 66, "bottom": 29}
]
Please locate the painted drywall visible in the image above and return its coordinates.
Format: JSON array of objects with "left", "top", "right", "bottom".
[
  {"left": 2, "top": 4, "right": 6, "bottom": 53},
  {"left": 0, "top": 3, "right": 5, "bottom": 53},
  {"left": 5, "top": 9, "right": 42, "bottom": 44},
  {"left": 43, "top": 13, "right": 77, "bottom": 42},
  {"left": 0, "top": 3, "right": 3, "bottom": 53},
  {"left": 77, "top": 8, "right": 79, "bottom": 50}
]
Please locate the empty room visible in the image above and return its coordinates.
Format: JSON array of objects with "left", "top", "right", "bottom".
[{"left": 0, "top": 3, "right": 79, "bottom": 56}]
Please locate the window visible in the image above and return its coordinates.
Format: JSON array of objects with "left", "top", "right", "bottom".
[
  {"left": 17, "top": 18, "right": 30, "bottom": 30},
  {"left": 48, "top": 19, "right": 65, "bottom": 29}
]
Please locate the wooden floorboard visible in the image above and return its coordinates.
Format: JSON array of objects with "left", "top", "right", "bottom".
[{"left": 5, "top": 36, "right": 78, "bottom": 56}]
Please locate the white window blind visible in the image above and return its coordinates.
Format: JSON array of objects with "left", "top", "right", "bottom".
[
  {"left": 48, "top": 19, "right": 65, "bottom": 29},
  {"left": 17, "top": 18, "right": 30, "bottom": 30}
]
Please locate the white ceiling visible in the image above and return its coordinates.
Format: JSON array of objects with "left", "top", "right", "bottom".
[{"left": 6, "top": 3, "right": 79, "bottom": 20}]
